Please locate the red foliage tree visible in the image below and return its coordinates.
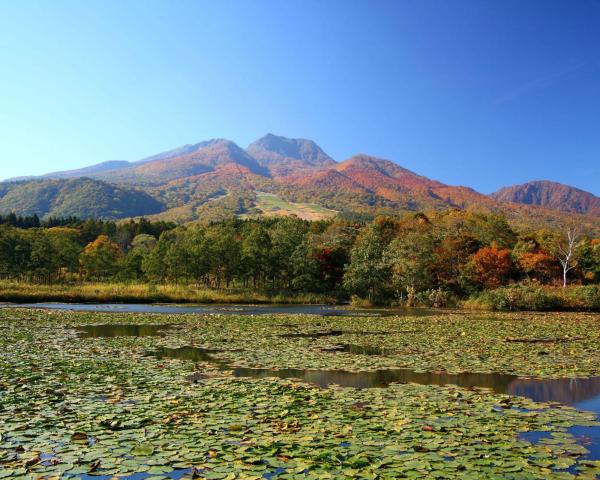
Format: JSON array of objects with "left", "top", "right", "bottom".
[{"left": 471, "top": 245, "right": 512, "bottom": 288}]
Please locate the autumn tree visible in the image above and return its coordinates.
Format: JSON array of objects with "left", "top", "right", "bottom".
[
  {"left": 429, "top": 235, "right": 480, "bottom": 294},
  {"left": 471, "top": 245, "right": 513, "bottom": 289},
  {"left": 517, "top": 251, "right": 560, "bottom": 284},
  {"left": 512, "top": 235, "right": 560, "bottom": 284}
]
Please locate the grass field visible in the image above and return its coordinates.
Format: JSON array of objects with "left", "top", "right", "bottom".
[
  {"left": 0, "top": 280, "right": 336, "bottom": 304},
  {"left": 251, "top": 191, "right": 338, "bottom": 221}
]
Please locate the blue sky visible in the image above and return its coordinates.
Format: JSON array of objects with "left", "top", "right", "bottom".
[{"left": 1, "top": 0, "right": 599, "bottom": 194}]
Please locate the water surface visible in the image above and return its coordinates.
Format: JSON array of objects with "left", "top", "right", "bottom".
[
  {"left": 4, "top": 302, "right": 436, "bottom": 317},
  {"left": 76, "top": 324, "right": 172, "bottom": 338}
]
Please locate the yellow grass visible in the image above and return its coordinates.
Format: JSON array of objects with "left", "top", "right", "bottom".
[{"left": 0, "top": 280, "right": 336, "bottom": 304}]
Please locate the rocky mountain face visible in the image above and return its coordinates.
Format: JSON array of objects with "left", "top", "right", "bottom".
[
  {"left": 491, "top": 180, "right": 600, "bottom": 216},
  {"left": 247, "top": 133, "right": 336, "bottom": 176},
  {"left": 0, "top": 135, "right": 598, "bottom": 225}
]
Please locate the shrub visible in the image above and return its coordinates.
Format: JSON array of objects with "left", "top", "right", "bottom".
[
  {"left": 464, "top": 284, "right": 559, "bottom": 311},
  {"left": 561, "top": 285, "right": 600, "bottom": 311},
  {"left": 464, "top": 283, "right": 600, "bottom": 312}
]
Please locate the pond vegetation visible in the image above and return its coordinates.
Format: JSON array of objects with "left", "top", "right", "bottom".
[{"left": 1, "top": 308, "right": 600, "bottom": 478}]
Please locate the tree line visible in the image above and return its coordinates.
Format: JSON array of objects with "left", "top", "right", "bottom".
[{"left": 0, "top": 211, "right": 598, "bottom": 304}]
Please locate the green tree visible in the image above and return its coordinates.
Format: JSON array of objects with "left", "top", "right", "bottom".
[
  {"left": 343, "top": 224, "right": 390, "bottom": 304},
  {"left": 241, "top": 225, "right": 271, "bottom": 288},
  {"left": 384, "top": 231, "right": 435, "bottom": 301},
  {"left": 79, "top": 235, "right": 123, "bottom": 279}
]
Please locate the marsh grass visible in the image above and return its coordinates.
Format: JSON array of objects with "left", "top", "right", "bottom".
[
  {"left": 463, "top": 283, "right": 600, "bottom": 311},
  {"left": 0, "top": 280, "right": 336, "bottom": 304}
]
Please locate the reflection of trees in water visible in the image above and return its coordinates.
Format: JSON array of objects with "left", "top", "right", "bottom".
[
  {"left": 507, "top": 377, "right": 600, "bottom": 405},
  {"left": 231, "top": 367, "right": 600, "bottom": 408},
  {"left": 153, "top": 346, "right": 216, "bottom": 362},
  {"left": 77, "top": 324, "right": 169, "bottom": 337},
  {"left": 231, "top": 367, "right": 517, "bottom": 391}
]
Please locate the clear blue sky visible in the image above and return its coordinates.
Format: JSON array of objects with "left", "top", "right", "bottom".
[{"left": 1, "top": 0, "right": 599, "bottom": 194}]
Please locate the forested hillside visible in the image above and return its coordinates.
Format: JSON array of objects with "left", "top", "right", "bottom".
[{"left": 0, "top": 178, "right": 164, "bottom": 219}]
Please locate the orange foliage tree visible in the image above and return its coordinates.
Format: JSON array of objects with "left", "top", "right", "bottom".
[
  {"left": 517, "top": 251, "right": 560, "bottom": 284},
  {"left": 471, "top": 245, "right": 512, "bottom": 288}
]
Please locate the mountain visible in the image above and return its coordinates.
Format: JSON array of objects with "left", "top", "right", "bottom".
[
  {"left": 137, "top": 141, "right": 226, "bottom": 164},
  {"left": 40, "top": 160, "right": 132, "bottom": 179},
  {"left": 0, "top": 178, "right": 164, "bottom": 219},
  {"left": 99, "top": 139, "right": 270, "bottom": 185},
  {"left": 491, "top": 180, "right": 600, "bottom": 216},
  {"left": 281, "top": 154, "right": 492, "bottom": 211},
  {"left": 247, "top": 133, "right": 336, "bottom": 176},
  {"left": 1, "top": 134, "right": 598, "bottom": 228}
]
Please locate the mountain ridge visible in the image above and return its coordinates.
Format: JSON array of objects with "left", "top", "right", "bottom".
[
  {"left": 0, "top": 135, "right": 598, "bottom": 227},
  {"left": 491, "top": 180, "right": 600, "bottom": 216}
]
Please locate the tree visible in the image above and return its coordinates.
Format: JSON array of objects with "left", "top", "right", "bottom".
[
  {"left": 241, "top": 225, "right": 271, "bottom": 288},
  {"left": 0, "top": 226, "right": 32, "bottom": 278},
  {"left": 471, "top": 245, "right": 513, "bottom": 289},
  {"left": 384, "top": 231, "right": 435, "bottom": 301},
  {"left": 429, "top": 235, "right": 480, "bottom": 294},
  {"left": 517, "top": 251, "right": 560, "bottom": 284},
  {"left": 205, "top": 223, "right": 241, "bottom": 288},
  {"left": 45, "top": 227, "right": 82, "bottom": 276},
  {"left": 79, "top": 235, "right": 123, "bottom": 279},
  {"left": 552, "top": 226, "right": 583, "bottom": 288},
  {"left": 576, "top": 238, "right": 600, "bottom": 283},
  {"left": 343, "top": 224, "right": 390, "bottom": 303},
  {"left": 143, "top": 230, "right": 178, "bottom": 281},
  {"left": 121, "top": 234, "right": 157, "bottom": 279},
  {"left": 289, "top": 239, "right": 323, "bottom": 292},
  {"left": 268, "top": 218, "right": 308, "bottom": 289}
]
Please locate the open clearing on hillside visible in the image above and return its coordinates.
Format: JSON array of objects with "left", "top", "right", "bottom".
[{"left": 251, "top": 191, "right": 338, "bottom": 220}]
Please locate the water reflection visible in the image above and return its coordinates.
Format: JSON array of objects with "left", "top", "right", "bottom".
[
  {"left": 230, "top": 367, "right": 517, "bottom": 391},
  {"left": 280, "top": 330, "right": 344, "bottom": 338},
  {"left": 147, "top": 345, "right": 600, "bottom": 407},
  {"left": 151, "top": 344, "right": 600, "bottom": 463},
  {"left": 508, "top": 377, "right": 600, "bottom": 405},
  {"left": 8, "top": 302, "right": 436, "bottom": 317},
  {"left": 76, "top": 324, "right": 171, "bottom": 338},
  {"left": 152, "top": 346, "right": 218, "bottom": 362},
  {"left": 322, "top": 344, "right": 395, "bottom": 355}
]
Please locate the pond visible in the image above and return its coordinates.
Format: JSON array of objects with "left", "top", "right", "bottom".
[
  {"left": 2, "top": 308, "right": 600, "bottom": 478},
  {"left": 1, "top": 302, "right": 436, "bottom": 317},
  {"left": 147, "top": 345, "right": 600, "bottom": 465}
]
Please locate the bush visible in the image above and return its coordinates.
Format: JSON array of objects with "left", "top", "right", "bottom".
[
  {"left": 464, "top": 284, "right": 558, "bottom": 311},
  {"left": 464, "top": 283, "right": 600, "bottom": 312},
  {"left": 561, "top": 285, "right": 600, "bottom": 311},
  {"left": 413, "top": 288, "right": 454, "bottom": 308}
]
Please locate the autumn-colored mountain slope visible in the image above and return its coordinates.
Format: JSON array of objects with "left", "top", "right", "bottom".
[
  {"left": 281, "top": 154, "right": 492, "bottom": 211},
  {"left": 0, "top": 178, "right": 164, "bottom": 219},
  {"left": 99, "top": 139, "right": 270, "bottom": 185},
  {"left": 2, "top": 134, "right": 599, "bottom": 229},
  {"left": 247, "top": 133, "right": 336, "bottom": 176},
  {"left": 491, "top": 180, "right": 600, "bottom": 216}
]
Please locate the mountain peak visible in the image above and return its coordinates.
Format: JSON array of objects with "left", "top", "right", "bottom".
[
  {"left": 247, "top": 134, "right": 335, "bottom": 176},
  {"left": 491, "top": 180, "right": 600, "bottom": 215}
]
